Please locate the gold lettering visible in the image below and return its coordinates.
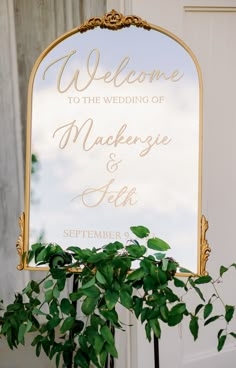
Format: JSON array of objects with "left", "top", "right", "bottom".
[
  {"left": 71, "top": 178, "right": 137, "bottom": 208},
  {"left": 52, "top": 120, "right": 78, "bottom": 149},
  {"left": 52, "top": 118, "right": 172, "bottom": 156},
  {"left": 43, "top": 48, "right": 184, "bottom": 93}
]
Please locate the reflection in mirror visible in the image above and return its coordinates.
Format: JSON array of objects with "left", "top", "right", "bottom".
[{"left": 23, "top": 16, "right": 203, "bottom": 274}]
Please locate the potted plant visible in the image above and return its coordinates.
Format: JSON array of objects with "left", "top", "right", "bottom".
[{"left": 0, "top": 226, "right": 235, "bottom": 368}]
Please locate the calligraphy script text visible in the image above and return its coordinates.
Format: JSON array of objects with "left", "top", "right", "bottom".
[
  {"left": 71, "top": 178, "right": 137, "bottom": 208},
  {"left": 43, "top": 49, "right": 184, "bottom": 93},
  {"left": 52, "top": 118, "right": 171, "bottom": 157}
]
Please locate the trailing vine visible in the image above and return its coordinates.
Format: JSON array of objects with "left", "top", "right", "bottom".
[{"left": 0, "top": 226, "right": 235, "bottom": 367}]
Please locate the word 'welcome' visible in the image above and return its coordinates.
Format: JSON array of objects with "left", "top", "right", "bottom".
[{"left": 43, "top": 49, "right": 184, "bottom": 93}]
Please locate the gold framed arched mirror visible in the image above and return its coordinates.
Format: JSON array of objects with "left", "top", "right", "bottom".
[{"left": 17, "top": 10, "right": 210, "bottom": 275}]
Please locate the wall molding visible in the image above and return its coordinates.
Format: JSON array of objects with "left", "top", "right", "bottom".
[{"left": 184, "top": 6, "right": 236, "bottom": 12}]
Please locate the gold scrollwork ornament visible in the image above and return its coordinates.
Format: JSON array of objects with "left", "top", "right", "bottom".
[
  {"left": 16, "top": 212, "right": 25, "bottom": 270},
  {"left": 200, "top": 215, "right": 211, "bottom": 275},
  {"left": 79, "top": 9, "right": 151, "bottom": 33}
]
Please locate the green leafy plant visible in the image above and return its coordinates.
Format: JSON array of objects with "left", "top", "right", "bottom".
[{"left": 0, "top": 226, "right": 235, "bottom": 367}]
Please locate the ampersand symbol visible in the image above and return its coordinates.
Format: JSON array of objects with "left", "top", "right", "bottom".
[{"left": 106, "top": 153, "right": 122, "bottom": 173}]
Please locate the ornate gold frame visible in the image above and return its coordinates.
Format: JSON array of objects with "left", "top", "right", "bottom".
[{"left": 17, "top": 9, "right": 210, "bottom": 275}]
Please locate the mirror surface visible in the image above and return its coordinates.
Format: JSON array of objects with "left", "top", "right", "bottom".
[{"left": 27, "top": 25, "right": 201, "bottom": 272}]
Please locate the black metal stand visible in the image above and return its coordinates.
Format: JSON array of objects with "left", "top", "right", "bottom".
[
  {"left": 67, "top": 274, "right": 79, "bottom": 368},
  {"left": 154, "top": 336, "right": 160, "bottom": 368}
]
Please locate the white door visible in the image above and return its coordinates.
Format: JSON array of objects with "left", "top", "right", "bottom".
[{"left": 106, "top": 1, "right": 236, "bottom": 367}]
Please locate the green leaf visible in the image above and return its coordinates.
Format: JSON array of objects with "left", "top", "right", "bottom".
[
  {"left": 104, "top": 342, "right": 118, "bottom": 358},
  {"left": 73, "top": 320, "right": 84, "bottom": 334},
  {"left": 87, "top": 253, "right": 109, "bottom": 263},
  {"left": 69, "top": 290, "right": 83, "bottom": 301},
  {"left": 133, "top": 296, "right": 143, "bottom": 318},
  {"left": 26, "top": 320, "right": 33, "bottom": 333},
  {"left": 143, "top": 308, "right": 160, "bottom": 321},
  {"left": 81, "top": 277, "right": 95, "bottom": 289},
  {"left": 36, "top": 342, "right": 41, "bottom": 357},
  {"left": 18, "top": 323, "right": 27, "bottom": 344},
  {"left": 44, "top": 279, "right": 53, "bottom": 289},
  {"left": 60, "top": 298, "right": 73, "bottom": 315},
  {"left": 36, "top": 247, "right": 49, "bottom": 263},
  {"left": 165, "top": 288, "right": 179, "bottom": 303},
  {"left": 225, "top": 305, "right": 235, "bottom": 322},
  {"left": 105, "top": 290, "right": 119, "bottom": 310},
  {"left": 74, "top": 349, "right": 89, "bottom": 368},
  {"left": 81, "top": 297, "right": 98, "bottom": 316},
  {"left": 57, "top": 276, "right": 66, "bottom": 291},
  {"left": 30, "top": 280, "right": 40, "bottom": 294},
  {"left": 91, "top": 314, "right": 105, "bottom": 328},
  {"left": 45, "top": 289, "right": 53, "bottom": 303},
  {"left": 53, "top": 285, "right": 60, "bottom": 298},
  {"left": 120, "top": 289, "right": 133, "bottom": 309},
  {"left": 204, "top": 304, "right": 213, "bottom": 319},
  {"left": 78, "top": 335, "right": 88, "bottom": 353},
  {"left": 154, "top": 252, "right": 166, "bottom": 260},
  {"left": 218, "top": 334, "right": 227, "bottom": 351},
  {"left": 96, "top": 270, "right": 107, "bottom": 285},
  {"left": 194, "top": 275, "right": 212, "bottom": 284},
  {"left": 100, "top": 350, "right": 108, "bottom": 367},
  {"left": 230, "top": 332, "right": 236, "bottom": 339},
  {"left": 195, "top": 304, "right": 204, "bottom": 316},
  {"left": 143, "top": 275, "right": 157, "bottom": 292},
  {"left": 127, "top": 268, "right": 145, "bottom": 281},
  {"left": 94, "top": 335, "right": 104, "bottom": 354},
  {"left": 160, "top": 305, "right": 169, "bottom": 322},
  {"left": 85, "top": 326, "right": 98, "bottom": 345},
  {"left": 100, "top": 325, "right": 114, "bottom": 345},
  {"left": 218, "top": 329, "right": 224, "bottom": 339},
  {"left": 103, "top": 241, "right": 124, "bottom": 253},
  {"left": 145, "top": 321, "right": 152, "bottom": 342},
  {"left": 88, "top": 345, "right": 102, "bottom": 367},
  {"left": 60, "top": 317, "right": 75, "bottom": 334},
  {"left": 47, "top": 317, "right": 61, "bottom": 330},
  {"left": 162, "top": 258, "right": 169, "bottom": 271},
  {"left": 194, "top": 286, "right": 205, "bottom": 301},
  {"left": 220, "top": 265, "right": 228, "bottom": 277},
  {"left": 170, "top": 303, "right": 186, "bottom": 316},
  {"left": 150, "top": 318, "right": 161, "bottom": 338},
  {"left": 147, "top": 238, "right": 170, "bottom": 252},
  {"left": 179, "top": 267, "right": 193, "bottom": 274},
  {"left": 204, "top": 315, "right": 221, "bottom": 326},
  {"left": 173, "top": 277, "right": 186, "bottom": 288},
  {"left": 130, "top": 226, "right": 150, "bottom": 238},
  {"left": 31, "top": 335, "right": 43, "bottom": 347},
  {"left": 33, "top": 308, "right": 47, "bottom": 316},
  {"left": 101, "top": 264, "right": 114, "bottom": 285},
  {"left": 56, "top": 352, "right": 61, "bottom": 368},
  {"left": 189, "top": 279, "right": 205, "bottom": 301},
  {"left": 31, "top": 242, "right": 43, "bottom": 252},
  {"left": 189, "top": 316, "right": 199, "bottom": 340},
  {"left": 99, "top": 309, "right": 120, "bottom": 327},
  {"left": 168, "top": 314, "right": 183, "bottom": 326},
  {"left": 83, "top": 285, "right": 101, "bottom": 299},
  {"left": 126, "top": 244, "right": 146, "bottom": 258},
  {"left": 42, "top": 337, "right": 51, "bottom": 356}
]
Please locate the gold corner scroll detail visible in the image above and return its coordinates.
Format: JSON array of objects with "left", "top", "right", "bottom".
[
  {"left": 78, "top": 9, "right": 151, "bottom": 33},
  {"left": 16, "top": 212, "right": 25, "bottom": 270},
  {"left": 200, "top": 215, "right": 211, "bottom": 276}
]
